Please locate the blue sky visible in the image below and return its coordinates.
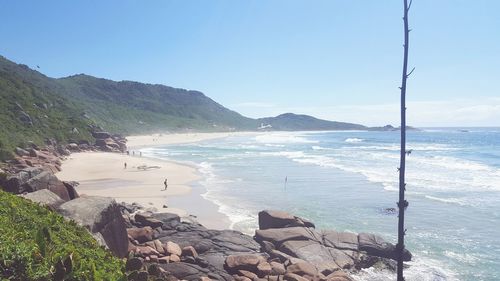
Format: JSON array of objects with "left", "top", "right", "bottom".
[{"left": 1, "top": 1, "right": 499, "bottom": 126}]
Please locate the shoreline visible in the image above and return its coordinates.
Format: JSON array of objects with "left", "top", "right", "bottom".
[{"left": 57, "top": 132, "right": 257, "bottom": 230}]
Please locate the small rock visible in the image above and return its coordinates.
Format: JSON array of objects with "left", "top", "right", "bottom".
[
  {"left": 270, "top": 261, "right": 286, "bottom": 275},
  {"left": 137, "top": 271, "right": 149, "bottom": 281},
  {"left": 135, "top": 212, "right": 163, "bottom": 228},
  {"left": 169, "top": 254, "right": 181, "bottom": 263},
  {"left": 237, "top": 269, "right": 258, "bottom": 280},
  {"left": 257, "top": 261, "right": 272, "bottom": 277},
  {"left": 225, "top": 254, "right": 265, "bottom": 271},
  {"left": 286, "top": 261, "right": 318, "bottom": 279},
  {"left": 164, "top": 241, "right": 182, "bottom": 256},
  {"left": 125, "top": 257, "right": 143, "bottom": 271},
  {"left": 284, "top": 273, "right": 309, "bottom": 281},
  {"left": 127, "top": 227, "right": 154, "bottom": 243},
  {"left": 182, "top": 246, "right": 198, "bottom": 258},
  {"left": 158, "top": 256, "right": 170, "bottom": 264}
]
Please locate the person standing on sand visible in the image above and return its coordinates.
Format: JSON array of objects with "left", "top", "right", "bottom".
[
  {"left": 164, "top": 178, "right": 168, "bottom": 191},
  {"left": 124, "top": 162, "right": 127, "bottom": 169}
]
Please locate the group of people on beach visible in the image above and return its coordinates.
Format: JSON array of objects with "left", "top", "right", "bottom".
[{"left": 122, "top": 151, "right": 169, "bottom": 192}]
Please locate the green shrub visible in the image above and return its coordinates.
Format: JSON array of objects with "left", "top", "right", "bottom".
[{"left": 0, "top": 190, "right": 125, "bottom": 280}]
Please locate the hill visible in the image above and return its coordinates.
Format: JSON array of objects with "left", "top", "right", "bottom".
[
  {"left": 57, "top": 74, "right": 256, "bottom": 133},
  {"left": 0, "top": 55, "right": 369, "bottom": 159},
  {"left": 0, "top": 56, "right": 94, "bottom": 159},
  {"left": 258, "top": 113, "right": 367, "bottom": 131}
]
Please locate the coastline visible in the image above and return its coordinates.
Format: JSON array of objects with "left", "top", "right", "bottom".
[{"left": 57, "top": 132, "right": 256, "bottom": 230}]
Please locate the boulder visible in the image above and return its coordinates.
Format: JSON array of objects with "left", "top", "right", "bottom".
[
  {"left": 15, "top": 147, "right": 30, "bottom": 157},
  {"left": 325, "top": 271, "right": 354, "bottom": 281},
  {"left": 258, "top": 210, "right": 315, "bottom": 230},
  {"left": 164, "top": 241, "right": 182, "bottom": 256},
  {"left": 127, "top": 226, "right": 154, "bottom": 243},
  {"left": 159, "top": 262, "right": 210, "bottom": 280},
  {"left": 286, "top": 261, "right": 318, "bottom": 279},
  {"left": 2, "top": 167, "right": 71, "bottom": 201},
  {"left": 67, "top": 143, "right": 80, "bottom": 151},
  {"left": 225, "top": 254, "right": 267, "bottom": 275},
  {"left": 135, "top": 212, "right": 163, "bottom": 228},
  {"left": 19, "top": 111, "right": 33, "bottom": 125},
  {"left": 135, "top": 246, "right": 160, "bottom": 257},
  {"left": 170, "top": 254, "right": 181, "bottom": 263},
  {"left": 58, "top": 196, "right": 128, "bottom": 257},
  {"left": 358, "top": 233, "right": 411, "bottom": 261},
  {"left": 322, "top": 230, "right": 358, "bottom": 251},
  {"left": 237, "top": 269, "right": 258, "bottom": 280},
  {"left": 284, "top": 273, "right": 309, "bottom": 281},
  {"left": 20, "top": 189, "right": 65, "bottom": 209},
  {"left": 92, "top": 131, "right": 112, "bottom": 139},
  {"left": 182, "top": 246, "right": 199, "bottom": 258},
  {"left": 126, "top": 257, "right": 144, "bottom": 271},
  {"left": 62, "top": 181, "right": 80, "bottom": 200},
  {"left": 255, "top": 227, "right": 322, "bottom": 246},
  {"left": 270, "top": 261, "right": 286, "bottom": 275},
  {"left": 280, "top": 240, "right": 353, "bottom": 270}
]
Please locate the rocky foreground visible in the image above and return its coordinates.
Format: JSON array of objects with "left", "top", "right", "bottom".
[{"left": 15, "top": 188, "right": 411, "bottom": 281}]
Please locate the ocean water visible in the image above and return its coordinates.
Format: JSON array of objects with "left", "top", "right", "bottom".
[{"left": 140, "top": 128, "right": 500, "bottom": 281}]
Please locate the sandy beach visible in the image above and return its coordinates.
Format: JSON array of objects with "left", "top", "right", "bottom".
[
  {"left": 57, "top": 132, "right": 256, "bottom": 230},
  {"left": 126, "top": 132, "right": 255, "bottom": 149}
]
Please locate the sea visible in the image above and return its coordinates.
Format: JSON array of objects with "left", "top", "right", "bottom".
[{"left": 140, "top": 128, "right": 500, "bottom": 281}]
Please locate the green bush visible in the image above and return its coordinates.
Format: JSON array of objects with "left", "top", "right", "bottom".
[{"left": 0, "top": 190, "right": 125, "bottom": 281}]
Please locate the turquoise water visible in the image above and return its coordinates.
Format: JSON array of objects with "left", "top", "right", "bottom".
[{"left": 141, "top": 129, "right": 500, "bottom": 281}]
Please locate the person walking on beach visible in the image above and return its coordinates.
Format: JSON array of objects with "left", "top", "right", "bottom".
[
  {"left": 124, "top": 162, "right": 127, "bottom": 169},
  {"left": 163, "top": 178, "right": 168, "bottom": 191}
]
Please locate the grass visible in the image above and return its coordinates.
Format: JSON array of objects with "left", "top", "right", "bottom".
[{"left": 0, "top": 189, "right": 125, "bottom": 281}]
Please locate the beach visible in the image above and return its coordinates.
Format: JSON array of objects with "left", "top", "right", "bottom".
[{"left": 57, "top": 132, "right": 252, "bottom": 230}]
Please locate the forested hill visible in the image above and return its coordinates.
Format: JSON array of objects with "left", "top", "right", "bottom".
[
  {"left": 258, "top": 113, "right": 367, "bottom": 131},
  {"left": 0, "top": 55, "right": 367, "bottom": 159},
  {"left": 57, "top": 74, "right": 256, "bottom": 133}
]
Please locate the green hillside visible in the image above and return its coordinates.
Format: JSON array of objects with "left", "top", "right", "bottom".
[
  {"left": 258, "top": 113, "right": 367, "bottom": 131},
  {"left": 0, "top": 56, "right": 94, "bottom": 159},
  {"left": 57, "top": 74, "right": 256, "bottom": 133},
  {"left": 0, "top": 55, "right": 370, "bottom": 160},
  {"left": 0, "top": 189, "right": 124, "bottom": 280}
]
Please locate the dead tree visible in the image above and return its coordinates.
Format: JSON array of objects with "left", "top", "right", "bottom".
[{"left": 397, "top": 0, "right": 413, "bottom": 280}]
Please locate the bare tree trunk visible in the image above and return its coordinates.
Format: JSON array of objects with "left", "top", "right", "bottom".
[{"left": 397, "top": 0, "right": 412, "bottom": 280}]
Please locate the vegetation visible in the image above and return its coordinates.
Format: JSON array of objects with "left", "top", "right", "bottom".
[
  {"left": 258, "top": 113, "right": 366, "bottom": 131},
  {"left": 0, "top": 189, "right": 125, "bottom": 281},
  {"left": 0, "top": 55, "right": 369, "bottom": 160},
  {"left": 0, "top": 56, "right": 94, "bottom": 160}
]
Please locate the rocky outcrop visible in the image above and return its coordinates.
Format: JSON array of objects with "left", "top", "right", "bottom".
[
  {"left": 58, "top": 196, "right": 129, "bottom": 257},
  {"left": 358, "top": 233, "right": 411, "bottom": 261},
  {"left": 259, "top": 210, "right": 315, "bottom": 230},
  {"left": 20, "top": 189, "right": 65, "bottom": 209},
  {"left": 118, "top": 204, "right": 412, "bottom": 281},
  {"left": 1, "top": 167, "right": 75, "bottom": 201},
  {"left": 254, "top": 211, "right": 410, "bottom": 280},
  {"left": 92, "top": 131, "right": 127, "bottom": 153}
]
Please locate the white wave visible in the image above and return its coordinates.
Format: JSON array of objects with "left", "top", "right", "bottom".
[
  {"left": 264, "top": 143, "right": 285, "bottom": 148},
  {"left": 311, "top": 145, "right": 332, "bottom": 151},
  {"left": 261, "top": 151, "right": 306, "bottom": 158},
  {"left": 352, "top": 256, "right": 459, "bottom": 281},
  {"left": 255, "top": 133, "right": 318, "bottom": 144},
  {"left": 261, "top": 146, "right": 500, "bottom": 193},
  {"left": 348, "top": 143, "right": 459, "bottom": 152},
  {"left": 238, "top": 144, "right": 259, "bottom": 149},
  {"left": 424, "top": 196, "right": 474, "bottom": 207},
  {"left": 345, "top": 138, "right": 364, "bottom": 143},
  {"left": 443, "top": 250, "right": 480, "bottom": 264}
]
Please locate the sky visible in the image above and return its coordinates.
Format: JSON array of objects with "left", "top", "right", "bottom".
[{"left": 1, "top": 0, "right": 499, "bottom": 127}]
